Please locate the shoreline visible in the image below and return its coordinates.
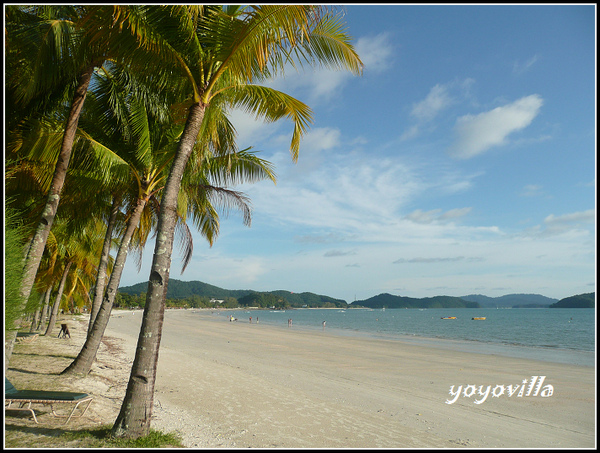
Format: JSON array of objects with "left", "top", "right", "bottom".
[
  {"left": 104, "top": 308, "right": 595, "bottom": 448},
  {"left": 184, "top": 307, "right": 595, "bottom": 367}
]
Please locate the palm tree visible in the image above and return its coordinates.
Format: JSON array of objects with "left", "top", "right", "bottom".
[
  {"left": 60, "top": 66, "right": 174, "bottom": 374},
  {"left": 87, "top": 196, "right": 121, "bottom": 331},
  {"left": 35, "top": 212, "right": 103, "bottom": 336},
  {"left": 8, "top": 6, "right": 103, "bottom": 305},
  {"left": 60, "top": 62, "right": 275, "bottom": 375},
  {"left": 105, "top": 5, "right": 362, "bottom": 438},
  {"left": 3, "top": 204, "right": 29, "bottom": 371}
]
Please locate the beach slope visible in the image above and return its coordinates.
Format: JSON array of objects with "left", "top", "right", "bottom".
[{"left": 105, "top": 309, "right": 595, "bottom": 448}]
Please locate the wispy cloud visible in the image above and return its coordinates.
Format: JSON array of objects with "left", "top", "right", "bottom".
[
  {"left": 401, "top": 78, "right": 475, "bottom": 140},
  {"left": 513, "top": 54, "right": 540, "bottom": 75},
  {"left": 354, "top": 32, "right": 395, "bottom": 74},
  {"left": 519, "top": 184, "right": 545, "bottom": 197},
  {"left": 324, "top": 249, "right": 357, "bottom": 257},
  {"left": 519, "top": 209, "right": 595, "bottom": 238},
  {"left": 410, "top": 83, "right": 454, "bottom": 122},
  {"left": 448, "top": 94, "right": 543, "bottom": 159},
  {"left": 405, "top": 207, "right": 472, "bottom": 224},
  {"left": 263, "top": 32, "right": 394, "bottom": 106},
  {"left": 394, "top": 256, "right": 484, "bottom": 264}
]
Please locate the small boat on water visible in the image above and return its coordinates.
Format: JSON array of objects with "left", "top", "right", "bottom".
[
  {"left": 441, "top": 316, "right": 456, "bottom": 320},
  {"left": 472, "top": 317, "right": 486, "bottom": 320}
]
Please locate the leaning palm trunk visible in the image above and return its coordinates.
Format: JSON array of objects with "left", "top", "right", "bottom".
[
  {"left": 19, "top": 65, "right": 96, "bottom": 309},
  {"left": 112, "top": 103, "right": 206, "bottom": 438},
  {"left": 62, "top": 197, "right": 149, "bottom": 375},
  {"left": 29, "top": 292, "right": 46, "bottom": 332},
  {"left": 5, "top": 66, "right": 96, "bottom": 369},
  {"left": 36, "top": 289, "right": 52, "bottom": 332},
  {"left": 88, "top": 197, "right": 121, "bottom": 335},
  {"left": 44, "top": 261, "right": 73, "bottom": 336}
]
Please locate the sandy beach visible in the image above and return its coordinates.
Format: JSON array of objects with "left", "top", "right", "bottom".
[{"left": 5, "top": 308, "right": 596, "bottom": 448}]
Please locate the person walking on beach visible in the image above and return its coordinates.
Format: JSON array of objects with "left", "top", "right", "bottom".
[
  {"left": 288, "top": 318, "right": 292, "bottom": 328},
  {"left": 249, "top": 316, "right": 252, "bottom": 323},
  {"left": 322, "top": 320, "right": 326, "bottom": 330}
]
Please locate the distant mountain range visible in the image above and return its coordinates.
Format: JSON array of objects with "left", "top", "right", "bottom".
[
  {"left": 118, "top": 279, "right": 347, "bottom": 308},
  {"left": 352, "top": 293, "right": 479, "bottom": 309},
  {"left": 118, "top": 279, "right": 593, "bottom": 309},
  {"left": 458, "top": 293, "right": 558, "bottom": 308}
]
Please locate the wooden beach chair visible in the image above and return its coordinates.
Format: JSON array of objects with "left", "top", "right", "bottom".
[{"left": 5, "top": 378, "right": 93, "bottom": 424}]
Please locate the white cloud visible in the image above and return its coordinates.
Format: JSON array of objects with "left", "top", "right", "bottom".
[
  {"left": 519, "top": 184, "right": 545, "bottom": 197},
  {"left": 542, "top": 209, "right": 595, "bottom": 234},
  {"left": 300, "top": 127, "right": 341, "bottom": 152},
  {"left": 448, "top": 94, "right": 544, "bottom": 159},
  {"left": 354, "top": 32, "right": 394, "bottom": 74},
  {"left": 513, "top": 54, "right": 540, "bottom": 75},
  {"left": 228, "top": 108, "right": 281, "bottom": 150},
  {"left": 439, "top": 207, "right": 473, "bottom": 221},
  {"left": 519, "top": 209, "right": 595, "bottom": 238},
  {"left": 410, "top": 84, "right": 453, "bottom": 122},
  {"left": 402, "top": 78, "right": 475, "bottom": 141},
  {"left": 405, "top": 207, "right": 471, "bottom": 224},
  {"left": 263, "top": 32, "right": 394, "bottom": 105}
]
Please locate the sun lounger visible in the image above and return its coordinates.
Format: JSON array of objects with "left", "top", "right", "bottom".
[{"left": 5, "top": 378, "right": 93, "bottom": 424}]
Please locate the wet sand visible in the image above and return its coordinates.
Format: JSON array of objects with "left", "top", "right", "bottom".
[{"left": 102, "top": 309, "right": 595, "bottom": 448}]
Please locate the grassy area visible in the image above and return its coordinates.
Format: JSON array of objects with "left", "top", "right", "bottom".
[
  {"left": 60, "top": 425, "right": 184, "bottom": 448},
  {"left": 4, "top": 316, "right": 187, "bottom": 448},
  {"left": 4, "top": 424, "right": 184, "bottom": 449}
]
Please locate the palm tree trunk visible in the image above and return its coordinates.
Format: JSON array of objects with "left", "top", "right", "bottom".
[
  {"left": 5, "top": 64, "right": 96, "bottom": 369},
  {"left": 44, "top": 261, "right": 73, "bottom": 336},
  {"left": 36, "top": 288, "right": 52, "bottom": 331},
  {"left": 88, "top": 196, "right": 121, "bottom": 335},
  {"left": 62, "top": 197, "right": 148, "bottom": 375},
  {"left": 112, "top": 102, "right": 206, "bottom": 439},
  {"left": 19, "top": 64, "right": 96, "bottom": 311}
]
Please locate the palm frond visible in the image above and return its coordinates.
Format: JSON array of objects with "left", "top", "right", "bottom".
[{"left": 220, "top": 84, "right": 313, "bottom": 161}]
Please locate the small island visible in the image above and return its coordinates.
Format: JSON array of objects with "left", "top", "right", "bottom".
[{"left": 549, "top": 293, "right": 595, "bottom": 308}]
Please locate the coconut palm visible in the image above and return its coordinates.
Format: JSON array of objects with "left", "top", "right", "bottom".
[
  {"left": 61, "top": 62, "right": 276, "bottom": 375},
  {"left": 3, "top": 204, "right": 29, "bottom": 371},
  {"left": 98, "top": 5, "right": 363, "bottom": 438},
  {"left": 6, "top": 6, "right": 105, "bottom": 309}
]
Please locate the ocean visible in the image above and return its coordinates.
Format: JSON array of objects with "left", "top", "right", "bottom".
[{"left": 222, "top": 307, "right": 596, "bottom": 367}]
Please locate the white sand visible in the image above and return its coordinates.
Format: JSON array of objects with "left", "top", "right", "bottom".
[
  {"left": 104, "top": 309, "right": 595, "bottom": 448},
  {"left": 6, "top": 309, "right": 595, "bottom": 448}
]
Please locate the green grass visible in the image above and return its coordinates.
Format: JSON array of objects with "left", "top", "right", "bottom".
[{"left": 60, "top": 425, "right": 185, "bottom": 448}]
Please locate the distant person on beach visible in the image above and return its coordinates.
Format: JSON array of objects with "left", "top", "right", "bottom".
[
  {"left": 249, "top": 317, "right": 252, "bottom": 323},
  {"left": 322, "top": 320, "right": 326, "bottom": 330},
  {"left": 288, "top": 318, "right": 292, "bottom": 327},
  {"left": 58, "top": 323, "right": 70, "bottom": 339}
]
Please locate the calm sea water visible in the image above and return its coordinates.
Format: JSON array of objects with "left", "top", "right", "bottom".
[{"left": 223, "top": 308, "right": 596, "bottom": 366}]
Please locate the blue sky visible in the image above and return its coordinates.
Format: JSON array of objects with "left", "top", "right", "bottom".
[{"left": 120, "top": 4, "right": 596, "bottom": 303}]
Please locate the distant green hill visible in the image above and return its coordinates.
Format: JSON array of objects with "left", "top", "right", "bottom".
[
  {"left": 352, "top": 293, "right": 479, "bottom": 309},
  {"left": 460, "top": 293, "right": 558, "bottom": 308},
  {"left": 118, "top": 279, "right": 346, "bottom": 308},
  {"left": 549, "top": 293, "right": 595, "bottom": 308},
  {"left": 119, "top": 279, "right": 251, "bottom": 300},
  {"left": 119, "top": 280, "right": 588, "bottom": 310}
]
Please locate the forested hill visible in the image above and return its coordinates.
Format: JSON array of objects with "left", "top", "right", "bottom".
[
  {"left": 119, "top": 279, "right": 251, "bottom": 300},
  {"left": 549, "top": 293, "right": 595, "bottom": 308},
  {"left": 119, "top": 280, "right": 589, "bottom": 309},
  {"left": 352, "top": 293, "right": 479, "bottom": 309},
  {"left": 459, "top": 293, "right": 558, "bottom": 308},
  {"left": 118, "top": 279, "right": 347, "bottom": 308}
]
